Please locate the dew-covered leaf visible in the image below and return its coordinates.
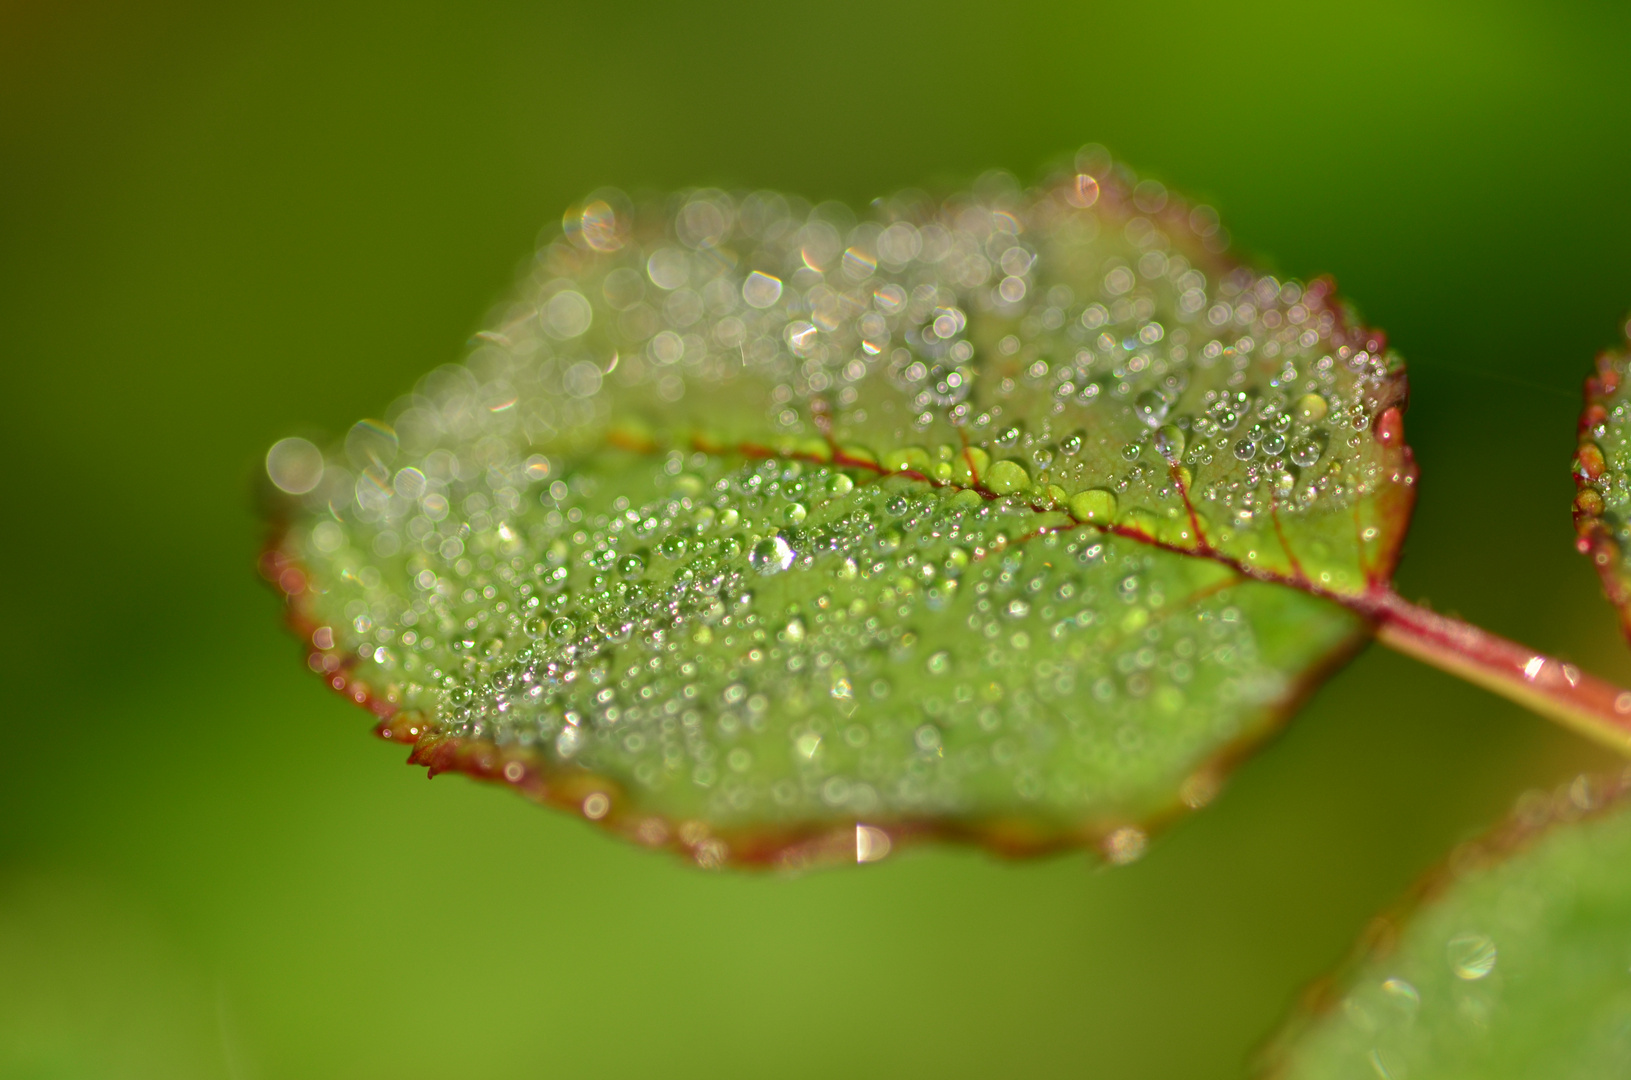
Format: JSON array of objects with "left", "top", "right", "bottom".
[
  {"left": 262, "top": 152, "right": 1416, "bottom": 867},
  {"left": 1258, "top": 771, "right": 1631, "bottom": 1079},
  {"left": 1573, "top": 320, "right": 1631, "bottom": 643}
]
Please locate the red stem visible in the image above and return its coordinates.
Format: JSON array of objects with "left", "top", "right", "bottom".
[{"left": 1364, "top": 589, "right": 1631, "bottom": 754}]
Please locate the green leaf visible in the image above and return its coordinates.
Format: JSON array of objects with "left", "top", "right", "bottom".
[
  {"left": 1258, "top": 771, "right": 1631, "bottom": 1079},
  {"left": 262, "top": 155, "right": 1416, "bottom": 866},
  {"left": 1574, "top": 321, "right": 1631, "bottom": 642}
]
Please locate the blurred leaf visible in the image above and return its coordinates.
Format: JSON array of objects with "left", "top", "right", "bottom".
[
  {"left": 264, "top": 154, "right": 1416, "bottom": 866},
  {"left": 1259, "top": 770, "right": 1631, "bottom": 1079},
  {"left": 1573, "top": 320, "right": 1631, "bottom": 644}
]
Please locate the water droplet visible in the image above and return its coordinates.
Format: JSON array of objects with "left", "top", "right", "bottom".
[
  {"left": 1446, "top": 933, "right": 1497, "bottom": 980},
  {"left": 1134, "top": 391, "right": 1170, "bottom": 427},
  {"left": 735, "top": 270, "right": 783, "bottom": 310},
  {"left": 1261, "top": 432, "right": 1286, "bottom": 456},
  {"left": 1103, "top": 826, "right": 1147, "bottom": 864},
  {"left": 1059, "top": 431, "right": 1085, "bottom": 456},
  {"left": 266, "top": 437, "right": 325, "bottom": 494},
  {"left": 1232, "top": 439, "right": 1257, "bottom": 462},
  {"left": 345, "top": 419, "right": 398, "bottom": 471},
  {"left": 926, "top": 650, "right": 951, "bottom": 674},
  {"left": 1069, "top": 489, "right": 1117, "bottom": 523},
  {"left": 985, "top": 460, "right": 1031, "bottom": 495},
  {"left": 750, "top": 535, "right": 796, "bottom": 574},
  {"left": 1290, "top": 439, "right": 1323, "bottom": 467},
  {"left": 1153, "top": 425, "right": 1185, "bottom": 461},
  {"left": 617, "top": 552, "right": 646, "bottom": 577},
  {"left": 856, "top": 824, "right": 892, "bottom": 863},
  {"left": 1296, "top": 392, "right": 1329, "bottom": 422},
  {"left": 785, "top": 502, "right": 808, "bottom": 524},
  {"left": 548, "top": 616, "right": 577, "bottom": 641},
  {"left": 1380, "top": 978, "right": 1420, "bottom": 1015}
]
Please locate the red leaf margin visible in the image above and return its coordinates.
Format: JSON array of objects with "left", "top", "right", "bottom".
[{"left": 1574, "top": 325, "right": 1631, "bottom": 643}]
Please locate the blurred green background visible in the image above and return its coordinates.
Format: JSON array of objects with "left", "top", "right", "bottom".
[{"left": 3, "top": 1, "right": 1630, "bottom": 1076}]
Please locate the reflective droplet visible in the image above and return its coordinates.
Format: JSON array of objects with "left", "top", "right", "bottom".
[
  {"left": 1297, "top": 392, "right": 1329, "bottom": 422},
  {"left": 985, "top": 460, "right": 1031, "bottom": 495},
  {"left": 742, "top": 271, "right": 783, "bottom": 309},
  {"left": 1134, "top": 391, "right": 1170, "bottom": 427},
  {"left": 750, "top": 535, "right": 796, "bottom": 574},
  {"left": 1290, "top": 439, "right": 1323, "bottom": 467},
  {"left": 1446, "top": 933, "right": 1497, "bottom": 980},
  {"left": 1233, "top": 439, "right": 1257, "bottom": 462},
  {"left": 1069, "top": 489, "right": 1117, "bottom": 523},
  {"left": 856, "top": 824, "right": 892, "bottom": 863},
  {"left": 1103, "top": 826, "right": 1147, "bottom": 864},
  {"left": 266, "top": 437, "right": 324, "bottom": 494},
  {"left": 345, "top": 419, "right": 398, "bottom": 471},
  {"left": 1153, "top": 425, "right": 1185, "bottom": 461},
  {"left": 1380, "top": 978, "right": 1420, "bottom": 1015}
]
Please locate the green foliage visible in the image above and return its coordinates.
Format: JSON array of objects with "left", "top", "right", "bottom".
[
  {"left": 266, "top": 161, "right": 1415, "bottom": 865},
  {"left": 1261, "top": 774, "right": 1631, "bottom": 1079},
  {"left": 264, "top": 148, "right": 1631, "bottom": 1075}
]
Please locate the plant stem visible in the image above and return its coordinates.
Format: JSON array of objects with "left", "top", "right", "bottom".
[{"left": 1368, "top": 590, "right": 1631, "bottom": 754}]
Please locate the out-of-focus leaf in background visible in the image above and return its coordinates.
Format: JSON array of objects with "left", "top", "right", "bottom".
[
  {"left": 2, "top": 1, "right": 1630, "bottom": 1076},
  {"left": 1261, "top": 772, "right": 1631, "bottom": 1079}
]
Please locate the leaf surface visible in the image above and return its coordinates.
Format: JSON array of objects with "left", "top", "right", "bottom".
[
  {"left": 1574, "top": 320, "right": 1631, "bottom": 642},
  {"left": 263, "top": 153, "right": 1415, "bottom": 866},
  {"left": 1259, "top": 771, "right": 1631, "bottom": 1079}
]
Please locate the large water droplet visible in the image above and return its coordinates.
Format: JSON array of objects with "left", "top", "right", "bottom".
[
  {"left": 1290, "top": 439, "right": 1322, "bottom": 467},
  {"left": 1153, "top": 425, "right": 1185, "bottom": 461},
  {"left": 1134, "top": 391, "right": 1170, "bottom": 427},
  {"left": 750, "top": 535, "right": 796, "bottom": 574},
  {"left": 985, "top": 460, "right": 1031, "bottom": 495}
]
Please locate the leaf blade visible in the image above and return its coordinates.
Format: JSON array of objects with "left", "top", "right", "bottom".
[{"left": 264, "top": 156, "right": 1415, "bottom": 865}]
